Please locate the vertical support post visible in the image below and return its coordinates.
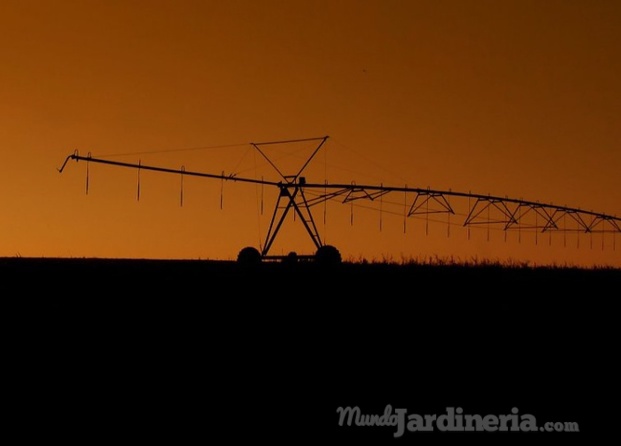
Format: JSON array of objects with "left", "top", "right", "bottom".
[
  {"left": 180, "top": 165, "right": 185, "bottom": 207},
  {"left": 137, "top": 159, "right": 141, "bottom": 201}
]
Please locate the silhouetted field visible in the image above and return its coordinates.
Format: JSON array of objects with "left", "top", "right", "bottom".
[
  {"left": 5, "top": 257, "right": 617, "bottom": 441},
  {"left": 4, "top": 255, "right": 619, "bottom": 294}
]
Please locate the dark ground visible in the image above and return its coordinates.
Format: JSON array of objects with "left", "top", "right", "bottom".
[{"left": 4, "top": 257, "right": 618, "bottom": 442}]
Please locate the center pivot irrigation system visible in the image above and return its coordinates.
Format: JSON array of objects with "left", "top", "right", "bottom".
[{"left": 58, "top": 136, "right": 621, "bottom": 264}]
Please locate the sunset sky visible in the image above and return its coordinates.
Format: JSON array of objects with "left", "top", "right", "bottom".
[{"left": 1, "top": 0, "right": 620, "bottom": 267}]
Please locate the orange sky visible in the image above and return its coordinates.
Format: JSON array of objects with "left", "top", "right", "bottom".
[{"left": 1, "top": 0, "right": 620, "bottom": 267}]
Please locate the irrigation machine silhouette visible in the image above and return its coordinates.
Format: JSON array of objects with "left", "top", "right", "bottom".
[{"left": 58, "top": 136, "right": 620, "bottom": 264}]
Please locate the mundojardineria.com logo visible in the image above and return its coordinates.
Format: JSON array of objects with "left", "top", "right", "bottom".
[{"left": 336, "top": 405, "right": 579, "bottom": 436}]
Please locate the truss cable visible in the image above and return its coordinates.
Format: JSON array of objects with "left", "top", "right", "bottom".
[
  {"left": 96, "top": 142, "right": 249, "bottom": 159},
  {"left": 231, "top": 145, "right": 253, "bottom": 178},
  {"left": 349, "top": 201, "right": 466, "bottom": 228},
  {"left": 330, "top": 138, "right": 411, "bottom": 185},
  {"left": 252, "top": 136, "right": 327, "bottom": 146}
]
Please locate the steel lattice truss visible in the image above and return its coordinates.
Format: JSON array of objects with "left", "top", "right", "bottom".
[{"left": 58, "top": 136, "right": 621, "bottom": 258}]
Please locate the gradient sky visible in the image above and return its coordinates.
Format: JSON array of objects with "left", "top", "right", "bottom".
[{"left": 1, "top": 0, "right": 620, "bottom": 267}]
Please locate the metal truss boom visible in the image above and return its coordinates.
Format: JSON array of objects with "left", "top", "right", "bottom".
[{"left": 58, "top": 138, "right": 621, "bottom": 256}]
